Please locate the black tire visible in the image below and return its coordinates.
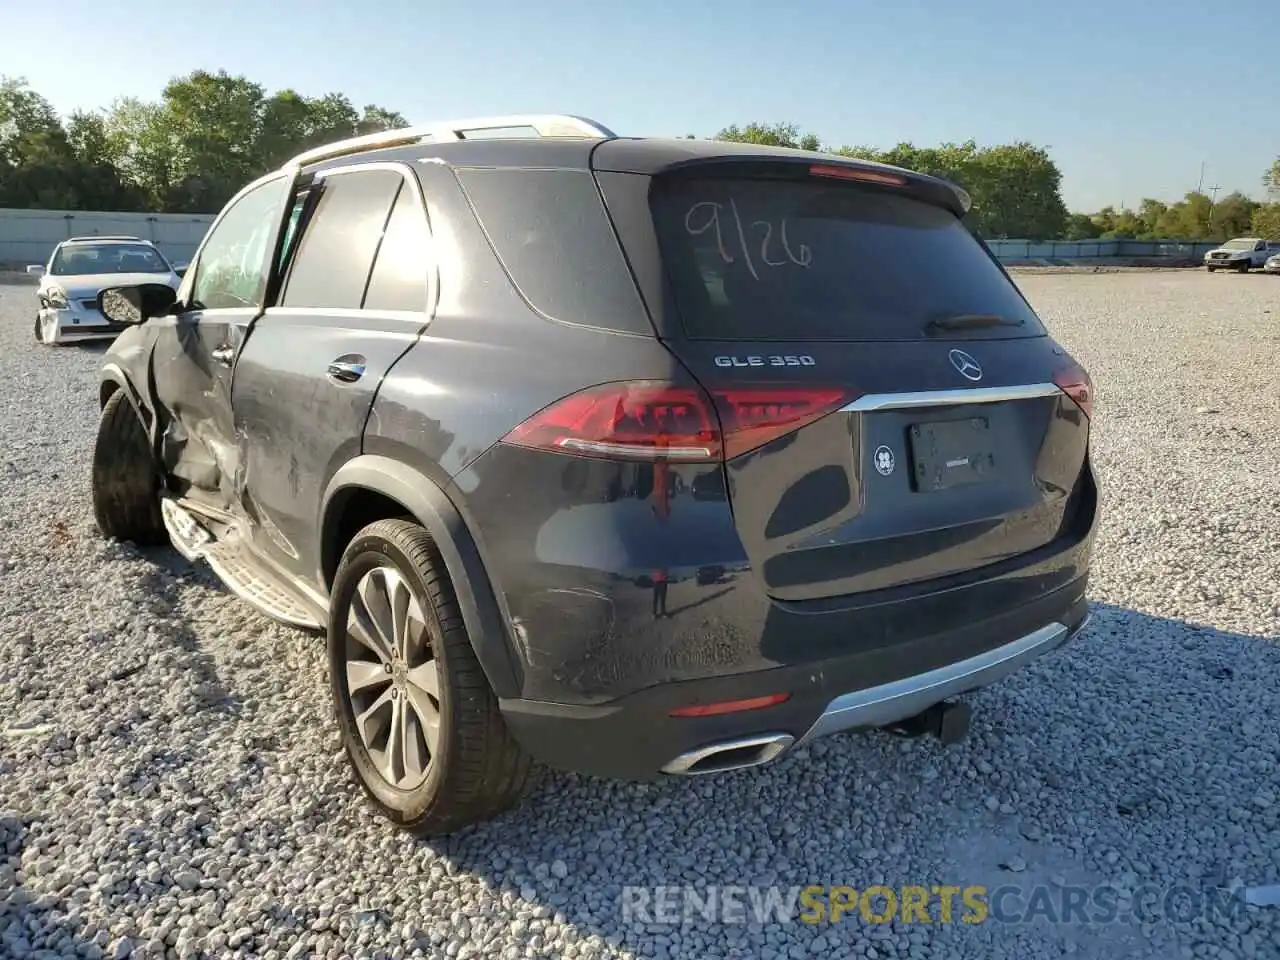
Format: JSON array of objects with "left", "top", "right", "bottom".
[
  {"left": 1206, "top": 266, "right": 1216, "bottom": 273},
  {"left": 91, "top": 391, "right": 167, "bottom": 545},
  {"left": 1238, "top": 259, "right": 1251, "bottom": 273},
  {"left": 328, "top": 518, "right": 533, "bottom": 836}
]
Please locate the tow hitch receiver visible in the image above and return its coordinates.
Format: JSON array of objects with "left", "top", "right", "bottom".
[{"left": 884, "top": 699, "right": 972, "bottom": 745}]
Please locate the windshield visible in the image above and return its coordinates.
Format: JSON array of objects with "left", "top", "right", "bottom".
[
  {"left": 651, "top": 175, "right": 1044, "bottom": 341},
  {"left": 50, "top": 243, "right": 171, "bottom": 276},
  {"left": 1222, "top": 240, "right": 1256, "bottom": 251}
]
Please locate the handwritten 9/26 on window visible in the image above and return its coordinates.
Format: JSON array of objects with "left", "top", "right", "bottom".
[{"left": 684, "top": 200, "right": 812, "bottom": 281}]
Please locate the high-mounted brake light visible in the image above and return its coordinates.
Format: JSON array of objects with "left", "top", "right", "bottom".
[
  {"left": 809, "top": 164, "right": 908, "bottom": 187},
  {"left": 1053, "top": 360, "right": 1093, "bottom": 420},
  {"left": 500, "top": 381, "right": 855, "bottom": 463}
]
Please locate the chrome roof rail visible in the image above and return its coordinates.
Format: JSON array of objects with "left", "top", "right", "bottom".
[{"left": 282, "top": 114, "right": 616, "bottom": 169}]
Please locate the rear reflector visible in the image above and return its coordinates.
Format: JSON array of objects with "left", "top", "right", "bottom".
[
  {"left": 809, "top": 164, "right": 908, "bottom": 187},
  {"left": 670, "top": 693, "right": 791, "bottom": 718},
  {"left": 501, "top": 381, "right": 855, "bottom": 463},
  {"left": 1052, "top": 359, "right": 1094, "bottom": 420}
]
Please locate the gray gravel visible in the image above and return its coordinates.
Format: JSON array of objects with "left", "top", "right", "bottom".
[{"left": 2, "top": 271, "right": 1279, "bottom": 959}]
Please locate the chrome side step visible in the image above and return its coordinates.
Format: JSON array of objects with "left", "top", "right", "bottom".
[{"left": 161, "top": 498, "right": 324, "bottom": 631}]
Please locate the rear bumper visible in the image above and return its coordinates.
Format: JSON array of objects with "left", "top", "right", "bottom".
[{"left": 500, "top": 575, "right": 1091, "bottom": 780}]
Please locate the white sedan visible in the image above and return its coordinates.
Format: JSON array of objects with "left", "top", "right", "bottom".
[{"left": 28, "top": 236, "right": 184, "bottom": 345}]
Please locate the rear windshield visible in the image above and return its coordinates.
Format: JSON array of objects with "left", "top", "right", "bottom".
[{"left": 651, "top": 176, "right": 1045, "bottom": 341}]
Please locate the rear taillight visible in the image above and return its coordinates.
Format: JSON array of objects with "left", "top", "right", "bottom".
[
  {"left": 500, "top": 381, "right": 854, "bottom": 463},
  {"left": 1053, "top": 360, "right": 1093, "bottom": 420}
]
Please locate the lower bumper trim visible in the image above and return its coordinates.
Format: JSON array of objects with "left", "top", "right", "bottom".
[{"left": 798, "top": 617, "right": 1081, "bottom": 744}]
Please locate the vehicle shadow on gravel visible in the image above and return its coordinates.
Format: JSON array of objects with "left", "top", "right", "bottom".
[
  {"left": 425, "top": 601, "right": 1279, "bottom": 958},
  {"left": 128, "top": 545, "right": 240, "bottom": 713}
]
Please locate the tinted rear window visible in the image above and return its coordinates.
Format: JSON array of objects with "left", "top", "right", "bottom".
[{"left": 651, "top": 176, "right": 1044, "bottom": 341}]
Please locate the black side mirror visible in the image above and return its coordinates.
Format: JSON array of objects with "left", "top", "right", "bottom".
[{"left": 98, "top": 283, "right": 178, "bottom": 326}]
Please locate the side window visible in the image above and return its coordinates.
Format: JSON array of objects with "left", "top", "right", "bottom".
[
  {"left": 191, "top": 176, "right": 290, "bottom": 310},
  {"left": 1256, "top": 241, "right": 1266, "bottom": 252},
  {"left": 362, "top": 182, "right": 431, "bottom": 312},
  {"left": 280, "top": 170, "right": 402, "bottom": 309}
]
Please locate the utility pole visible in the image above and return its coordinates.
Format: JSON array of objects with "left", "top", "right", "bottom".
[
  {"left": 1207, "top": 184, "right": 1221, "bottom": 234},
  {"left": 1197, "top": 161, "right": 1206, "bottom": 194}
]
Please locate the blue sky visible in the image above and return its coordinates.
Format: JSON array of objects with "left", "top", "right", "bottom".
[{"left": 4, "top": 0, "right": 1277, "bottom": 212}]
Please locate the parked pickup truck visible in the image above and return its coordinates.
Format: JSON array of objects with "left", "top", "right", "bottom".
[{"left": 1204, "top": 237, "right": 1279, "bottom": 272}]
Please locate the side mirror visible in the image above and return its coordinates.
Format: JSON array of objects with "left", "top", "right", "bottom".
[
  {"left": 98, "top": 283, "right": 178, "bottom": 326},
  {"left": 172, "top": 261, "right": 189, "bottom": 278},
  {"left": 26, "top": 265, "right": 45, "bottom": 277}
]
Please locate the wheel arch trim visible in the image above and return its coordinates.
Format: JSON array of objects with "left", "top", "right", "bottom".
[{"left": 319, "top": 455, "right": 523, "bottom": 698}]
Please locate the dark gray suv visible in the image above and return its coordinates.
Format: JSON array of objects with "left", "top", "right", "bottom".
[{"left": 91, "top": 114, "right": 1098, "bottom": 836}]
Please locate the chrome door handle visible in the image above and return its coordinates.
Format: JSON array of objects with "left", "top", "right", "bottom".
[
  {"left": 327, "top": 357, "right": 366, "bottom": 383},
  {"left": 211, "top": 345, "right": 235, "bottom": 366}
]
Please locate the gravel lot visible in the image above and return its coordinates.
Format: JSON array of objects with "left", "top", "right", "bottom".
[{"left": 2, "top": 271, "right": 1279, "bottom": 960}]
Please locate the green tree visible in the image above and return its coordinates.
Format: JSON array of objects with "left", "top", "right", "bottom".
[
  {"left": 715, "top": 121, "right": 821, "bottom": 152},
  {"left": 1264, "top": 157, "right": 1280, "bottom": 197},
  {"left": 1063, "top": 212, "right": 1101, "bottom": 240},
  {"left": 1252, "top": 204, "right": 1280, "bottom": 240}
]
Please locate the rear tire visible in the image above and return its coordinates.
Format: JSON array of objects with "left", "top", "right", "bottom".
[
  {"left": 91, "top": 391, "right": 167, "bottom": 545},
  {"left": 328, "top": 518, "right": 533, "bottom": 836}
]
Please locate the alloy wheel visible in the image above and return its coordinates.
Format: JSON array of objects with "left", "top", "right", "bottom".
[{"left": 344, "top": 565, "right": 441, "bottom": 790}]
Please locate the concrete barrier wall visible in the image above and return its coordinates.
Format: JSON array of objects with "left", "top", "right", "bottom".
[
  {"left": 1, "top": 207, "right": 1230, "bottom": 269},
  {"left": 986, "top": 239, "right": 1222, "bottom": 261},
  {"left": 0, "top": 208, "right": 215, "bottom": 268}
]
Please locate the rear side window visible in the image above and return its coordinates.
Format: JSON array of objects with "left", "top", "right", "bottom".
[
  {"left": 363, "top": 183, "right": 431, "bottom": 312},
  {"left": 281, "top": 169, "right": 402, "bottom": 309},
  {"left": 651, "top": 176, "right": 1045, "bottom": 341},
  {"left": 455, "top": 168, "right": 650, "bottom": 334}
]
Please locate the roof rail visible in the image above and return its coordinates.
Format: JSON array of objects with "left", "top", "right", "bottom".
[{"left": 283, "top": 114, "right": 616, "bottom": 169}]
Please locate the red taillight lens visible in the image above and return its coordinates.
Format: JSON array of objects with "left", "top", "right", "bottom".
[
  {"left": 809, "top": 164, "right": 908, "bottom": 187},
  {"left": 1053, "top": 360, "right": 1093, "bottom": 420},
  {"left": 669, "top": 693, "right": 791, "bottom": 718},
  {"left": 710, "top": 387, "right": 853, "bottom": 461},
  {"left": 501, "top": 382, "right": 854, "bottom": 463}
]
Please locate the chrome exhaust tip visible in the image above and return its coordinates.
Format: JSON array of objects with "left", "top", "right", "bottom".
[{"left": 660, "top": 733, "right": 794, "bottom": 776}]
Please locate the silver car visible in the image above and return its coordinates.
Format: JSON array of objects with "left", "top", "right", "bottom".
[
  {"left": 1265, "top": 253, "right": 1280, "bottom": 275},
  {"left": 28, "top": 237, "right": 185, "bottom": 346}
]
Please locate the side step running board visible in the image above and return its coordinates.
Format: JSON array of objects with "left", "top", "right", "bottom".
[{"left": 161, "top": 499, "right": 325, "bottom": 631}]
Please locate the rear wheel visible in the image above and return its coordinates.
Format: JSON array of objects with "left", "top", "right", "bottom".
[
  {"left": 92, "top": 391, "right": 167, "bottom": 544},
  {"left": 328, "top": 518, "right": 533, "bottom": 836}
]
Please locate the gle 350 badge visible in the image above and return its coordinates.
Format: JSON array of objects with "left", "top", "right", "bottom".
[{"left": 714, "top": 355, "right": 817, "bottom": 368}]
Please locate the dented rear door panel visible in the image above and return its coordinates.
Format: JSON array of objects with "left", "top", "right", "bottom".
[{"left": 230, "top": 308, "right": 427, "bottom": 586}]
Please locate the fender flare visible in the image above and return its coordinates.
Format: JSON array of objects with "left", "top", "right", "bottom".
[{"left": 320, "top": 456, "right": 522, "bottom": 699}]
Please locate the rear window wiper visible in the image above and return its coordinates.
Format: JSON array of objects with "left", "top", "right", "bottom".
[{"left": 923, "top": 313, "right": 1025, "bottom": 334}]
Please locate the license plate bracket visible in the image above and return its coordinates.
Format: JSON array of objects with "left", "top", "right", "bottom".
[{"left": 909, "top": 417, "right": 995, "bottom": 492}]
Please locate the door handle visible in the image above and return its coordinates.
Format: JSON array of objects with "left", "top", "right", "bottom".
[
  {"left": 327, "top": 356, "right": 366, "bottom": 383},
  {"left": 211, "top": 344, "right": 235, "bottom": 366}
]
